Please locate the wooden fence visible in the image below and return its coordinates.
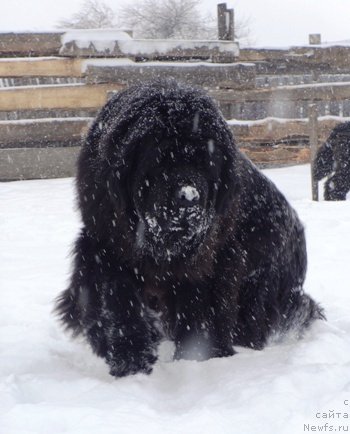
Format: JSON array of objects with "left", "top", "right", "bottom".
[{"left": 1, "top": 30, "right": 350, "bottom": 181}]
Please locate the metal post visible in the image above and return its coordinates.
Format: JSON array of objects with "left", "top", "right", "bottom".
[{"left": 309, "top": 104, "right": 319, "bottom": 201}]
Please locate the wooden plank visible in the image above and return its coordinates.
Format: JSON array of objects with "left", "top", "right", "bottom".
[
  {"left": 0, "top": 143, "right": 309, "bottom": 181},
  {"left": 240, "top": 46, "right": 350, "bottom": 69},
  {"left": 0, "top": 108, "right": 97, "bottom": 121},
  {"left": 240, "top": 145, "right": 310, "bottom": 168},
  {"left": 0, "top": 57, "right": 84, "bottom": 77},
  {"left": 0, "top": 115, "right": 344, "bottom": 150},
  {"left": 0, "top": 83, "right": 122, "bottom": 111},
  {"left": 0, "top": 147, "right": 79, "bottom": 180},
  {"left": 86, "top": 62, "right": 256, "bottom": 90},
  {"left": 0, "top": 118, "right": 91, "bottom": 148},
  {"left": 0, "top": 32, "right": 62, "bottom": 57},
  {"left": 229, "top": 117, "right": 348, "bottom": 145},
  {"left": 210, "top": 82, "right": 350, "bottom": 103},
  {"left": 239, "top": 48, "right": 293, "bottom": 62},
  {"left": 229, "top": 119, "right": 310, "bottom": 144},
  {"left": 3, "top": 116, "right": 346, "bottom": 179}
]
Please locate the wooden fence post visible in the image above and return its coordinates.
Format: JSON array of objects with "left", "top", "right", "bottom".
[
  {"left": 217, "top": 3, "right": 234, "bottom": 41},
  {"left": 227, "top": 8, "right": 234, "bottom": 41},
  {"left": 309, "top": 104, "right": 319, "bottom": 201}
]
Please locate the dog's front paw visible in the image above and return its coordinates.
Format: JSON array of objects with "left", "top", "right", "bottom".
[{"left": 107, "top": 346, "right": 158, "bottom": 377}]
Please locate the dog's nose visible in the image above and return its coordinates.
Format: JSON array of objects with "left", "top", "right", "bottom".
[{"left": 176, "top": 185, "right": 200, "bottom": 206}]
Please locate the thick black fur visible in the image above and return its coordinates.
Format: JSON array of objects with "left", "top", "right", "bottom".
[
  {"left": 313, "top": 122, "right": 350, "bottom": 200},
  {"left": 55, "top": 80, "right": 324, "bottom": 377}
]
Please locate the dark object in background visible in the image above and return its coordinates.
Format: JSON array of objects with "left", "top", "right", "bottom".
[
  {"left": 55, "top": 80, "right": 324, "bottom": 378},
  {"left": 313, "top": 122, "right": 350, "bottom": 200}
]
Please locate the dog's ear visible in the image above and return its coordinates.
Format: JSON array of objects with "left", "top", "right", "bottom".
[
  {"left": 215, "top": 144, "right": 240, "bottom": 216},
  {"left": 76, "top": 102, "right": 134, "bottom": 229},
  {"left": 105, "top": 163, "right": 130, "bottom": 214},
  {"left": 77, "top": 87, "right": 143, "bottom": 221},
  {"left": 76, "top": 153, "right": 131, "bottom": 233},
  {"left": 215, "top": 170, "right": 237, "bottom": 216}
]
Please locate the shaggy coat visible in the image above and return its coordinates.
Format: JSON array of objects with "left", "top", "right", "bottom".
[
  {"left": 56, "top": 80, "right": 323, "bottom": 377},
  {"left": 313, "top": 122, "right": 350, "bottom": 200}
]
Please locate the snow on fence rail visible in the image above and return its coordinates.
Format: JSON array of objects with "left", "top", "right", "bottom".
[
  {"left": 0, "top": 31, "right": 239, "bottom": 62},
  {"left": 60, "top": 38, "right": 239, "bottom": 62}
]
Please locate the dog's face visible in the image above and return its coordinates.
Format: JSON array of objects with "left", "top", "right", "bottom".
[{"left": 132, "top": 140, "right": 219, "bottom": 261}]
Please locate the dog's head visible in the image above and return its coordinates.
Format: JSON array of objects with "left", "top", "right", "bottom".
[
  {"left": 131, "top": 138, "right": 219, "bottom": 260},
  {"left": 77, "top": 80, "right": 240, "bottom": 262}
]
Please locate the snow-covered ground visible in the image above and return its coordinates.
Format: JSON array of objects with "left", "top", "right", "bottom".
[{"left": 1, "top": 165, "right": 349, "bottom": 434}]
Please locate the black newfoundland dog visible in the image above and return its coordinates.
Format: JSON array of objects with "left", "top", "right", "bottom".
[
  {"left": 313, "top": 122, "right": 350, "bottom": 200},
  {"left": 56, "top": 80, "right": 323, "bottom": 377}
]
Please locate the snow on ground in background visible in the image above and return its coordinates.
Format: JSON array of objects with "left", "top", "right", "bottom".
[{"left": 1, "top": 165, "right": 350, "bottom": 434}]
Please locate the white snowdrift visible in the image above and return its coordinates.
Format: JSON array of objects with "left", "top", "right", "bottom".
[{"left": 1, "top": 165, "right": 349, "bottom": 434}]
